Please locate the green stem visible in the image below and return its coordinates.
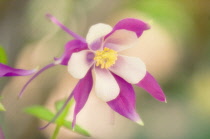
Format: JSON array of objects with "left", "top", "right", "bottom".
[
  {"left": 51, "top": 124, "right": 61, "bottom": 139},
  {"left": 51, "top": 99, "right": 74, "bottom": 139}
]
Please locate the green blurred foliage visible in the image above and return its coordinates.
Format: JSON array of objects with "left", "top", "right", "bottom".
[
  {"left": 127, "top": 0, "right": 210, "bottom": 138},
  {"left": 0, "top": 46, "right": 7, "bottom": 64},
  {"left": 0, "top": 46, "right": 8, "bottom": 112},
  {"left": 24, "top": 0, "right": 73, "bottom": 41},
  {"left": 0, "top": 103, "right": 6, "bottom": 111},
  {"left": 54, "top": 99, "right": 73, "bottom": 125},
  {"left": 129, "top": 0, "right": 195, "bottom": 41},
  {"left": 24, "top": 99, "right": 90, "bottom": 137}
]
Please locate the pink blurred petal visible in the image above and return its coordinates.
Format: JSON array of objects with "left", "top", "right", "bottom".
[
  {"left": 0, "top": 127, "right": 5, "bottom": 139},
  {"left": 0, "top": 63, "right": 36, "bottom": 77},
  {"left": 72, "top": 70, "right": 93, "bottom": 128},
  {"left": 136, "top": 72, "right": 166, "bottom": 102},
  {"left": 54, "top": 40, "right": 88, "bottom": 65},
  {"left": 46, "top": 14, "right": 86, "bottom": 42},
  {"left": 107, "top": 74, "right": 143, "bottom": 125}
]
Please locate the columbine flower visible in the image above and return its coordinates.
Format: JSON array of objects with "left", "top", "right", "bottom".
[
  {"left": 19, "top": 14, "right": 166, "bottom": 129},
  {"left": 0, "top": 63, "right": 36, "bottom": 77}
]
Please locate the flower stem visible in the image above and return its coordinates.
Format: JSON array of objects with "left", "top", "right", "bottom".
[
  {"left": 51, "top": 124, "right": 61, "bottom": 139},
  {"left": 18, "top": 63, "right": 56, "bottom": 98},
  {"left": 39, "top": 92, "right": 74, "bottom": 130},
  {"left": 46, "top": 14, "right": 86, "bottom": 43}
]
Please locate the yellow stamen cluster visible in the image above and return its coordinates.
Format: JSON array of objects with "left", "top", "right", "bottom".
[{"left": 94, "top": 47, "right": 118, "bottom": 69}]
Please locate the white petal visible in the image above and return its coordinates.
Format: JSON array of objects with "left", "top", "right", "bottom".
[
  {"left": 109, "top": 55, "right": 146, "bottom": 84},
  {"left": 94, "top": 67, "right": 120, "bottom": 102},
  {"left": 104, "top": 30, "right": 138, "bottom": 52},
  {"left": 86, "top": 23, "right": 112, "bottom": 50},
  {"left": 68, "top": 50, "right": 94, "bottom": 79}
]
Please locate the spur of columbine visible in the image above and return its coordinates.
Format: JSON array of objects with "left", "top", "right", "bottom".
[
  {"left": 18, "top": 14, "right": 166, "bottom": 128},
  {"left": 0, "top": 61, "right": 37, "bottom": 139},
  {"left": 0, "top": 63, "right": 36, "bottom": 77}
]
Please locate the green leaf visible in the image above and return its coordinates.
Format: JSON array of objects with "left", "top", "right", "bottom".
[
  {"left": 55, "top": 99, "right": 74, "bottom": 125},
  {"left": 54, "top": 99, "right": 90, "bottom": 136},
  {"left": 24, "top": 106, "right": 54, "bottom": 121},
  {"left": 55, "top": 99, "right": 74, "bottom": 112},
  {"left": 55, "top": 100, "right": 64, "bottom": 112},
  {"left": 24, "top": 105, "right": 90, "bottom": 137},
  {"left": 63, "top": 120, "right": 90, "bottom": 137},
  {"left": 0, "top": 102, "right": 6, "bottom": 111},
  {"left": 0, "top": 46, "right": 7, "bottom": 64}
]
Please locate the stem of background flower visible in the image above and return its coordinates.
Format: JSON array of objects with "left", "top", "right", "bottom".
[{"left": 51, "top": 124, "right": 61, "bottom": 139}]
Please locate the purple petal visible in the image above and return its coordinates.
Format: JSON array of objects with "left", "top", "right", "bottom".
[
  {"left": 107, "top": 74, "right": 144, "bottom": 125},
  {"left": 40, "top": 70, "right": 93, "bottom": 130},
  {"left": 46, "top": 14, "right": 86, "bottom": 43},
  {"left": 18, "top": 63, "right": 56, "bottom": 98},
  {"left": 136, "top": 72, "right": 166, "bottom": 102},
  {"left": 54, "top": 40, "right": 88, "bottom": 65},
  {"left": 0, "top": 127, "right": 5, "bottom": 139},
  {"left": 72, "top": 70, "right": 93, "bottom": 128},
  {"left": 105, "top": 18, "right": 150, "bottom": 39},
  {"left": 0, "top": 63, "right": 36, "bottom": 77}
]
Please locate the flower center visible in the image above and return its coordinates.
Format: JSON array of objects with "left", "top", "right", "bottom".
[{"left": 94, "top": 47, "right": 118, "bottom": 69}]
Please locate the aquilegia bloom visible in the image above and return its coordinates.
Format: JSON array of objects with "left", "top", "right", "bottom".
[{"left": 19, "top": 14, "right": 166, "bottom": 128}]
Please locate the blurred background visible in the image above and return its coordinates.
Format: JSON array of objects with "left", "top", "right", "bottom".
[{"left": 0, "top": 0, "right": 210, "bottom": 138}]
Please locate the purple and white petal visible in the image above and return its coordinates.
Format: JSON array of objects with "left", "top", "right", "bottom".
[
  {"left": 104, "top": 30, "right": 138, "bottom": 51},
  {"left": 72, "top": 70, "right": 93, "bottom": 128},
  {"left": 86, "top": 23, "right": 112, "bottom": 50},
  {"left": 88, "top": 38, "right": 103, "bottom": 51},
  {"left": 94, "top": 67, "right": 120, "bottom": 102},
  {"left": 109, "top": 55, "right": 146, "bottom": 84},
  {"left": 54, "top": 40, "right": 88, "bottom": 66},
  {"left": 107, "top": 74, "right": 143, "bottom": 125},
  {"left": 136, "top": 72, "right": 166, "bottom": 102},
  {"left": 0, "top": 63, "right": 37, "bottom": 77},
  {"left": 68, "top": 50, "right": 94, "bottom": 79},
  {"left": 106, "top": 18, "right": 150, "bottom": 39}
]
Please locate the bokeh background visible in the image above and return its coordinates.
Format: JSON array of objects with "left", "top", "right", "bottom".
[{"left": 0, "top": 0, "right": 210, "bottom": 139}]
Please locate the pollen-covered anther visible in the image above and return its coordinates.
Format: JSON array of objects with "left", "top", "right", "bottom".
[{"left": 94, "top": 47, "right": 118, "bottom": 69}]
